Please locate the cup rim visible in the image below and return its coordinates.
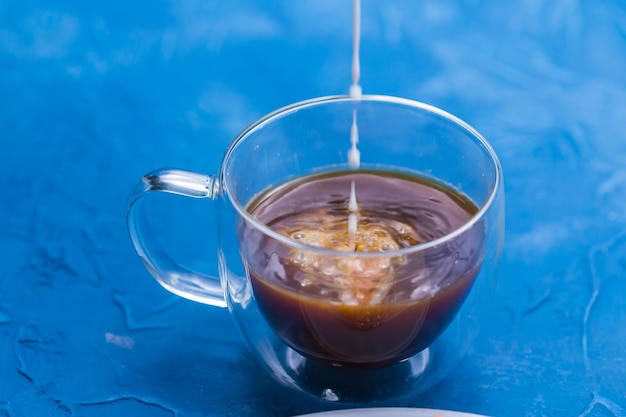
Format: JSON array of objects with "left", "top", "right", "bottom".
[{"left": 222, "top": 94, "right": 502, "bottom": 257}]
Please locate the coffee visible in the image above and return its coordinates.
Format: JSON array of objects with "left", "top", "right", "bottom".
[{"left": 241, "top": 170, "right": 485, "bottom": 368}]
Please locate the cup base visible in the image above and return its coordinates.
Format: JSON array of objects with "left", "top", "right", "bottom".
[
  {"left": 241, "top": 294, "right": 470, "bottom": 404},
  {"left": 286, "top": 347, "right": 431, "bottom": 403}
]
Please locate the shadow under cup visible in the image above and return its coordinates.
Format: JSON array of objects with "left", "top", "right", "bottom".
[{"left": 219, "top": 95, "right": 504, "bottom": 401}]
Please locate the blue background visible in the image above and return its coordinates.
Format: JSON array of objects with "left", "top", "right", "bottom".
[{"left": 2, "top": 1, "right": 626, "bottom": 416}]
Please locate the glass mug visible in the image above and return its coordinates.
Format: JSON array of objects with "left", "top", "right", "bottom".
[{"left": 127, "top": 95, "right": 504, "bottom": 403}]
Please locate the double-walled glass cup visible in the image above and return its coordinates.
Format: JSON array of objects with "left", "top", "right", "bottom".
[{"left": 127, "top": 95, "right": 504, "bottom": 403}]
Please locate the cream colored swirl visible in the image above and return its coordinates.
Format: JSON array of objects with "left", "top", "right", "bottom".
[{"left": 277, "top": 209, "right": 421, "bottom": 305}]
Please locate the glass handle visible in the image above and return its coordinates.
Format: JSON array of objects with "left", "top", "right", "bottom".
[{"left": 126, "top": 168, "right": 226, "bottom": 307}]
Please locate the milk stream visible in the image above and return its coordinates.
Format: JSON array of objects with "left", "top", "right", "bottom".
[
  {"left": 349, "top": 0, "right": 362, "bottom": 99},
  {"left": 348, "top": 181, "right": 358, "bottom": 250},
  {"left": 348, "top": 0, "right": 361, "bottom": 249},
  {"left": 348, "top": 110, "right": 360, "bottom": 169}
]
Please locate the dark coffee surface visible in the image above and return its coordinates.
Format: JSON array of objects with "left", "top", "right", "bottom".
[
  {"left": 249, "top": 170, "right": 477, "bottom": 248},
  {"left": 242, "top": 170, "right": 485, "bottom": 367}
]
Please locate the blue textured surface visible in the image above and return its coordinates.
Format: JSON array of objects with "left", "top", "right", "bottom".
[{"left": 2, "top": 1, "right": 626, "bottom": 416}]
